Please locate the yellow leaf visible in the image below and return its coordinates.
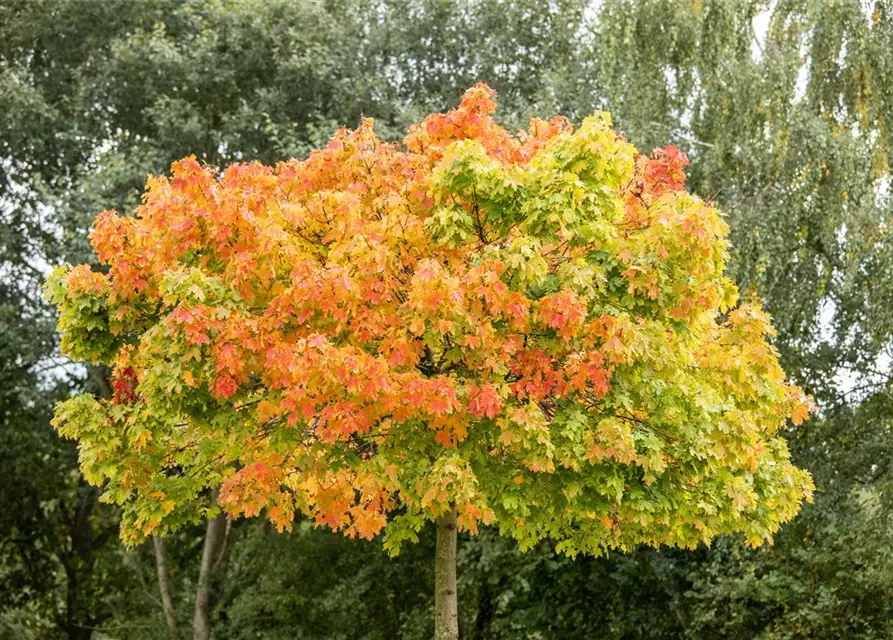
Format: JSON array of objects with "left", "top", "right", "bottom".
[{"left": 791, "top": 403, "right": 809, "bottom": 425}]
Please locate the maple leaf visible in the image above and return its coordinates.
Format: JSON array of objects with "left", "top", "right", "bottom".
[
  {"left": 791, "top": 403, "right": 810, "bottom": 425},
  {"left": 467, "top": 382, "right": 503, "bottom": 419},
  {"left": 213, "top": 374, "right": 239, "bottom": 400},
  {"left": 111, "top": 366, "right": 138, "bottom": 404}
]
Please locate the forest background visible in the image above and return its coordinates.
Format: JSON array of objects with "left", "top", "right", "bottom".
[{"left": 1, "top": 1, "right": 892, "bottom": 638}]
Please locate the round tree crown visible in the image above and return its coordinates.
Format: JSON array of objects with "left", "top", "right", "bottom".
[{"left": 48, "top": 83, "right": 813, "bottom": 554}]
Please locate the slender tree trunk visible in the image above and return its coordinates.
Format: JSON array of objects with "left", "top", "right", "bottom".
[
  {"left": 152, "top": 535, "right": 181, "bottom": 640},
  {"left": 434, "top": 509, "right": 459, "bottom": 640},
  {"left": 192, "top": 509, "right": 226, "bottom": 640}
]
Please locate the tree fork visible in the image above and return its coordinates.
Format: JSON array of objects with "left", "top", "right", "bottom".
[{"left": 434, "top": 508, "right": 459, "bottom": 640}]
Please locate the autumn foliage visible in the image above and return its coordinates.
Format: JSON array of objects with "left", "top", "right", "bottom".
[{"left": 47, "top": 84, "right": 813, "bottom": 554}]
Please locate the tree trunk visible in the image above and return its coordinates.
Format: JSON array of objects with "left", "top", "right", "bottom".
[
  {"left": 152, "top": 535, "right": 181, "bottom": 640},
  {"left": 192, "top": 510, "right": 226, "bottom": 640},
  {"left": 434, "top": 509, "right": 459, "bottom": 640}
]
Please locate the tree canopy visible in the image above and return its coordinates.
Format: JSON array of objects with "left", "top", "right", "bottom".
[{"left": 49, "top": 85, "right": 812, "bottom": 562}]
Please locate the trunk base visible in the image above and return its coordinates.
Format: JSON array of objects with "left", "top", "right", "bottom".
[{"left": 434, "top": 509, "right": 459, "bottom": 640}]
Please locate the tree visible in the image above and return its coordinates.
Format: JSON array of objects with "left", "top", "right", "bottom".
[
  {"left": 48, "top": 84, "right": 813, "bottom": 638},
  {"left": 1, "top": 0, "right": 889, "bottom": 636}
]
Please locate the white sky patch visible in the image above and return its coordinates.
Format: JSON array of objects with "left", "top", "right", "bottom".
[
  {"left": 751, "top": 3, "right": 775, "bottom": 62},
  {"left": 794, "top": 58, "right": 809, "bottom": 103},
  {"left": 877, "top": 174, "right": 891, "bottom": 205},
  {"left": 584, "top": 0, "right": 603, "bottom": 25},
  {"left": 835, "top": 353, "right": 893, "bottom": 404},
  {"left": 813, "top": 297, "right": 889, "bottom": 403},
  {"left": 860, "top": 0, "right": 877, "bottom": 18}
]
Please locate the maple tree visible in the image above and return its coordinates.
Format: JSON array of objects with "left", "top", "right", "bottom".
[{"left": 47, "top": 84, "right": 814, "bottom": 639}]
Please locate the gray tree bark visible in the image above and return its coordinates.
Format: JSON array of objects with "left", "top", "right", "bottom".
[
  {"left": 434, "top": 509, "right": 459, "bottom": 640},
  {"left": 192, "top": 509, "right": 226, "bottom": 640},
  {"left": 152, "top": 535, "right": 180, "bottom": 640}
]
